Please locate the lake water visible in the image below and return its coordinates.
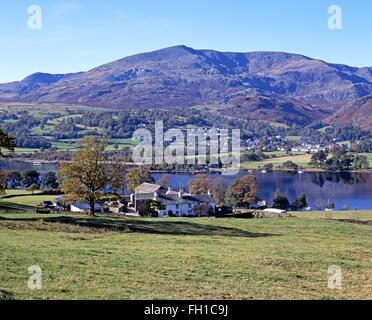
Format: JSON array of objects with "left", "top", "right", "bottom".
[
  {"left": 0, "top": 160, "right": 60, "bottom": 173},
  {"left": 152, "top": 171, "right": 372, "bottom": 210},
  {"left": 1, "top": 160, "right": 371, "bottom": 210}
]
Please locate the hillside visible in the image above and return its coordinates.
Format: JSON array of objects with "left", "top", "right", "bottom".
[
  {"left": 0, "top": 45, "right": 371, "bottom": 127},
  {"left": 325, "top": 95, "right": 372, "bottom": 130}
]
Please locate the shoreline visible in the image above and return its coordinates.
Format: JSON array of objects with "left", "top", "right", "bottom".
[{"left": 5, "top": 158, "right": 372, "bottom": 174}]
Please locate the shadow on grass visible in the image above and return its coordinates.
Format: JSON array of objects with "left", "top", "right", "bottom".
[
  {"left": 0, "top": 289, "right": 14, "bottom": 300},
  {"left": 0, "top": 202, "right": 35, "bottom": 212},
  {"left": 1, "top": 192, "right": 48, "bottom": 200},
  {"left": 0, "top": 216, "right": 276, "bottom": 238}
]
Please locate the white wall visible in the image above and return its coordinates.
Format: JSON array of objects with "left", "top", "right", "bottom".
[
  {"left": 159, "top": 203, "right": 194, "bottom": 217},
  {"left": 159, "top": 203, "right": 216, "bottom": 217},
  {"left": 71, "top": 205, "right": 84, "bottom": 213}
]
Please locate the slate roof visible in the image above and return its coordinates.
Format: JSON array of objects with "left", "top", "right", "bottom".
[
  {"left": 135, "top": 183, "right": 161, "bottom": 194},
  {"left": 156, "top": 194, "right": 215, "bottom": 206}
]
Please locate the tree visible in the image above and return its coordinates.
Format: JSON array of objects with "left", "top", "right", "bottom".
[
  {"left": 326, "top": 200, "right": 335, "bottom": 210},
  {"left": 125, "top": 167, "right": 154, "bottom": 193},
  {"left": 309, "top": 151, "right": 328, "bottom": 167},
  {"left": 0, "top": 129, "right": 15, "bottom": 156},
  {"left": 109, "top": 162, "right": 127, "bottom": 196},
  {"left": 42, "top": 172, "right": 59, "bottom": 190},
  {"left": 264, "top": 163, "right": 274, "bottom": 172},
  {"left": 21, "top": 170, "right": 40, "bottom": 188},
  {"left": 142, "top": 200, "right": 163, "bottom": 217},
  {"left": 281, "top": 161, "right": 299, "bottom": 170},
  {"left": 27, "top": 183, "right": 40, "bottom": 195},
  {"left": 272, "top": 191, "right": 290, "bottom": 210},
  {"left": 189, "top": 174, "right": 211, "bottom": 195},
  {"left": 59, "top": 136, "right": 112, "bottom": 216},
  {"left": 0, "top": 171, "right": 8, "bottom": 196},
  {"left": 292, "top": 193, "right": 308, "bottom": 210},
  {"left": 211, "top": 177, "right": 227, "bottom": 207},
  {"left": 325, "top": 151, "right": 356, "bottom": 171},
  {"left": 225, "top": 175, "right": 259, "bottom": 208},
  {"left": 192, "top": 203, "right": 214, "bottom": 217},
  {"left": 1, "top": 171, "right": 21, "bottom": 189},
  {"left": 354, "top": 155, "right": 369, "bottom": 170},
  {"left": 158, "top": 174, "right": 170, "bottom": 189}
]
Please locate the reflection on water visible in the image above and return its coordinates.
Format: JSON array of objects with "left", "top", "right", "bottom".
[
  {"left": 0, "top": 160, "right": 59, "bottom": 173},
  {"left": 1, "top": 160, "right": 371, "bottom": 210}
]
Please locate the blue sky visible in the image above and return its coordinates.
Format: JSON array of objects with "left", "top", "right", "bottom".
[{"left": 0, "top": 0, "right": 371, "bottom": 82}]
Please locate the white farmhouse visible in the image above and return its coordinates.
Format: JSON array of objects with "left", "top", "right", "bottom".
[{"left": 133, "top": 183, "right": 216, "bottom": 217}]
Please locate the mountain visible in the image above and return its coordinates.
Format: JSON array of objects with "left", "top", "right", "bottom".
[
  {"left": 325, "top": 95, "right": 372, "bottom": 130},
  {"left": 0, "top": 45, "right": 371, "bottom": 127}
]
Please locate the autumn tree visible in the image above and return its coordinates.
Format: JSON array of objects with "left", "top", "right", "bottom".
[
  {"left": 158, "top": 174, "right": 170, "bottom": 189},
  {"left": 59, "top": 136, "right": 112, "bottom": 215},
  {"left": 225, "top": 175, "right": 259, "bottom": 208},
  {"left": 0, "top": 129, "right": 15, "bottom": 156},
  {"left": 109, "top": 162, "right": 127, "bottom": 196},
  {"left": 189, "top": 174, "right": 211, "bottom": 195},
  {"left": 192, "top": 203, "right": 214, "bottom": 217},
  {"left": 211, "top": 177, "right": 227, "bottom": 206},
  {"left": 125, "top": 167, "right": 154, "bottom": 192},
  {"left": 0, "top": 171, "right": 8, "bottom": 196},
  {"left": 27, "top": 183, "right": 40, "bottom": 195}
]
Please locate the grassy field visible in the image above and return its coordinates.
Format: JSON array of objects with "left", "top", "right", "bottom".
[
  {"left": 0, "top": 190, "right": 57, "bottom": 214},
  {"left": 1, "top": 104, "right": 139, "bottom": 155},
  {"left": 241, "top": 153, "right": 312, "bottom": 169},
  {"left": 293, "top": 210, "right": 372, "bottom": 221},
  {"left": 0, "top": 213, "right": 370, "bottom": 300},
  {"left": 361, "top": 153, "right": 372, "bottom": 168},
  {"left": 241, "top": 152, "right": 372, "bottom": 170},
  {"left": 13, "top": 138, "right": 138, "bottom": 154}
]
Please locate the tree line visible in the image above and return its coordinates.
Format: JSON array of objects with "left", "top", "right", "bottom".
[{"left": 310, "top": 150, "right": 369, "bottom": 171}]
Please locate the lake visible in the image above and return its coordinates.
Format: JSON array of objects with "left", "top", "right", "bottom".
[
  {"left": 1, "top": 160, "right": 371, "bottom": 210},
  {"left": 152, "top": 171, "right": 372, "bottom": 210}
]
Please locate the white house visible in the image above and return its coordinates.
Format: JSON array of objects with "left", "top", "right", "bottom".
[
  {"left": 133, "top": 183, "right": 216, "bottom": 217},
  {"left": 155, "top": 192, "right": 216, "bottom": 217},
  {"left": 71, "top": 202, "right": 105, "bottom": 214}
]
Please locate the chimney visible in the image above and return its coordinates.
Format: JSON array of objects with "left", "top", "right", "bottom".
[
  {"left": 153, "top": 192, "right": 158, "bottom": 201},
  {"left": 178, "top": 189, "right": 183, "bottom": 199},
  {"left": 207, "top": 190, "right": 211, "bottom": 197}
]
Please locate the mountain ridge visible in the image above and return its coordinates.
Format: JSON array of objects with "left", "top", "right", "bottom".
[{"left": 0, "top": 45, "right": 371, "bottom": 128}]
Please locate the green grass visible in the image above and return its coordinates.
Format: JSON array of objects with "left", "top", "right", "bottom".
[
  {"left": 293, "top": 210, "right": 372, "bottom": 221},
  {"left": 360, "top": 153, "right": 372, "bottom": 168},
  {"left": 1, "top": 190, "right": 56, "bottom": 208},
  {"left": 241, "top": 153, "right": 312, "bottom": 169},
  {"left": 0, "top": 213, "right": 370, "bottom": 300},
  {"left": 30, "top": 125, "right": 54, "bottom": 135},
  {"left": 241, "top": 152, "right": 372, "bottom": 170},
  {"left": 13, "top": 148, "right": 40, "bottom": 155},
  {"left": 51, "top": 138, "right": 138, "bottom": 152}
]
